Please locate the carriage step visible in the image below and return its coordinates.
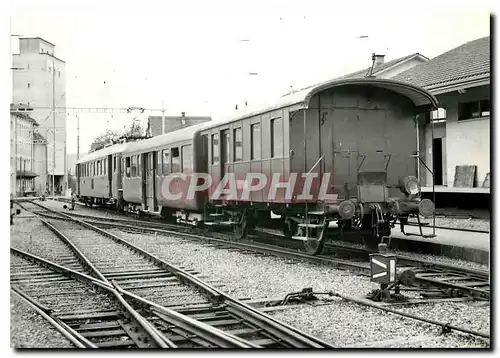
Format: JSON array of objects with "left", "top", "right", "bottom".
[
  {"left": 298, "top": 223, "right": 325, "bottom": 228},
  {"left": 307, "top": 211, "right": 326, "bottom": 215},
  {"left": 291, "top": 236, "right": 310, "bottom": 241},
  {"left": 205, "top": 221, "right": 238, "bottom": 227},
  {"left": 209, "top": 213, "right": 224, "bottom": 217}
]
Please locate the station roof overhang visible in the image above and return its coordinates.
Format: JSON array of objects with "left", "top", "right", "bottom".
[{"left": 16, "top": 171, "right": 38, "bottom": 178}]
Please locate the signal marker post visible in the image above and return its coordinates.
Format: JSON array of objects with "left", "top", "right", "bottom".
[{"left": 367, "top": 243, "right": 401, "bottom": 302}]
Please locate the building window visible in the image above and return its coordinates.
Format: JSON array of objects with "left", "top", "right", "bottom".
[
  {"left": 182, "top": 145, "right": 193, "bottom": 172},
  {"left": 162, "top": 149, "right": 170, "bottom": 174},
  {"left": 251, "top": 123, "right": 261, "bottom": 160},
  {"left": 458, "top": 100, "right": 490, "bottom": 121},
  {"left": 233, "top": 128, "right": 242, "bottom": 162},
  {"left": 211, "top": 134, "right": 219, "bottom": 165},
  {"left": 171, "top": 147, "right": 180, "bottom": 173},
  {"left": 270, "top": 117, "right": 283, "bottom": 158}
]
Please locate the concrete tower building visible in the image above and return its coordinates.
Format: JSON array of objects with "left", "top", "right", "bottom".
[{"left": 12, "top": 37, "right": 67, "bottom": 194}]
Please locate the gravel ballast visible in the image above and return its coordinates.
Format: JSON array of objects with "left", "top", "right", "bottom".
[
  {"left": 113, "top": 229, "right": 490, "bottom": 348},
  {"left": 10, "top": 292, "right": 74, "bottom": 348},
  {"left": 19, "top": 201, "right": 490, "bottom": 348}
]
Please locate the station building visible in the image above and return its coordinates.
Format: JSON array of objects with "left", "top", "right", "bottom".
[
  {"left": 10, "top": 103, "right": 48, "bottom": 197},
  {"left": 393, "top": 36, "right": 490, "bottom": 195},
  {"left": 147, "top": 112, "right": 211, "bottom": 137}
]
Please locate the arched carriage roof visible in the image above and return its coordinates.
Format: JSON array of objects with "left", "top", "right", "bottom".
[
  {"left": 76, "top": 142, "right": 133, "bottom": 164},
  {"left": 204, "top": 78, "right": 439, "bottom": 128}
]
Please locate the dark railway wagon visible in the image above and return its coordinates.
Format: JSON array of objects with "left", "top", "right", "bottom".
[{"left": 198, "top": 78, "right": 438, "bottom": 253}]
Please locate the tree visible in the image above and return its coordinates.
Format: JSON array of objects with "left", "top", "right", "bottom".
[
  {"left": 89, "top": 121, "right": 147, "bottom": 152},
  {"left": 124, "top": 121, "right": 144, "bottom": 138},
  {"left": 89, "top": 129, "right": 121, "bottom": 151}
]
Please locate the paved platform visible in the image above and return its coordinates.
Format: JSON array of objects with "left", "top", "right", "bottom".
[
  {"left": 389, "top": 225, "right": 489, "bottom": 265},
  {"left": 421, "top": 186, "right": 490, "bottom": 194}
]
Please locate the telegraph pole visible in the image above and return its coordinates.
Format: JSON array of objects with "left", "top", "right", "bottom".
[
  {"left": 76, "top": 113, "right": 80, "bottom": 160},
  {"left": 52, "top": 61, "right": 56, "bottom": 199},
  {"left": 161, "top": 100, "right": 165, "bottom": 135}
]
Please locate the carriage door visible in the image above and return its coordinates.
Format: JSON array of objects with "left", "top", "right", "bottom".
[
  {"left": 144, "top": 152, "right": 156, "bottom": 211},
  {"left": 107, "top": 154, "right": 113, "bottom": 198},
  {"left": 220, "top": 129, "right": 230, "bottom": 180}
]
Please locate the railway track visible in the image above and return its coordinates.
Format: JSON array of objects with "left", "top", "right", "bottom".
[
  {"left": 18, "top": 200, "right": 490, "bottom": 301},
  {"left": 13, "top": 200, "right": 333, "bottom": 348}
]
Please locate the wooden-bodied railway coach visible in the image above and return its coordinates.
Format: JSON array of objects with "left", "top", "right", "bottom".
[{"left": 77, "top": 78, "right": 438, "bottom": 254}]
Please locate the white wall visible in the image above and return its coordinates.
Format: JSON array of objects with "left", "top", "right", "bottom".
[{"left": 446, "top": 117, "right": 490, "bottom": 187}]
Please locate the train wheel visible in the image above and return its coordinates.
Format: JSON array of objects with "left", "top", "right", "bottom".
[
  {"left": 304, "top": 218, "right": 329, "bottom": 255},
  {"left": 361, "top": 234, "right": 381, "bottom": 252},
  {"left": 233, "top": 209, "right": 251, "bottom": 240},
  {"left": 282, "top": 218, "right": 298, "bottom": 239}
]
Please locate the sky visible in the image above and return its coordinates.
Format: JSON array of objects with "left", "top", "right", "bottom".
[{"left": 7, "top": 1, "right": 492, "bottom": 154}]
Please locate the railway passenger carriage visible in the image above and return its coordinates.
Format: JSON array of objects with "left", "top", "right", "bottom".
[
  {"left": 76, "top": 143, "right": 131, "bottom": 207},
  {"left": 76, "top": 78, "right": 438, "bottom": 254},
  {"left": 121, "top": 123, "right": 212, "bottom": 223}
]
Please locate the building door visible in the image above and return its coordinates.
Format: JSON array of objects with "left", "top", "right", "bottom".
[{"left": 433, "top": 138, "right": 443, "bottom": 185}]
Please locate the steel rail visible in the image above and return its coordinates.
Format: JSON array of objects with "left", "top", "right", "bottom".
[
  {"left": 24, "top": 201, "right": 334, "bottom": 348},
  {"left": 330, "top": 291, "right": 490, "bottom": 339},
  {"left": 86, "top": 215, "right": 490, "bottom": 298},
  {"left": 10, "top": 248, "right": 255, "bottom": 348},
  {"left": 405, "top": 222, "right": 489, "bottom": 234},
  {"left": 11, "top": 248, "right": 172, "bottom": 348},
  {"left": 13, "top": 207, "right": 259, "bottom": 348},
  {"left": 11, "top": 287, "right": 95, "bottom": 348},
  {"left": 34, "top": 208, "right": 491, "bottom": 300},
  {"left": 39, "top": 209, "right": 489, "bottom": 300}
]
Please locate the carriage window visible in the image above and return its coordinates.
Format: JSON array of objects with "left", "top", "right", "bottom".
[
  {"left": 171, "top": 147, "right": 181, "bottom": 173},
  {"left": 113, "top": 156, "right": 117, "bottom": 173},
  {"left": 182, "top": 145, "right": 193, "bottom": 172},
  {"left": 211, "top": 134, "right": 219, "bottom": 165},
  {"left": 270, "top": 117, "right": 283, "bottom": 158},
  {"left": 97, "top": 160, "right": 101, "bottom": 176},
  {"left": 251, "top": 123, "right": 261, "bottom": 160},
  {"left": 222, "top": 130, "right": 230, "bottom": 163},
  {"left": 104, "top": 158, "right": 107, "bottom": 176},
  {"left": 137, "top": 155, "right": 141, "bottom": 177},
  {"left": 157, "top": 151, "right": 162, "bottom": 175},
  {"left": 234, "top": 128, "right": 242, "bottom": 162},
  {"left": 131, "top": 156, "right": 137, "bottom": 177},
  {"left": 162, "top": 149, "right": 170, "bottom": 174},
  {"left": 125, "top": 157, "right": 131, "bottom": 177}
]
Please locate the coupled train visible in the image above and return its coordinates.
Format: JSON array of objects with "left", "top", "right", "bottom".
[{"left": 76, "top": 78, "right": 437, "bottom": 254}]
